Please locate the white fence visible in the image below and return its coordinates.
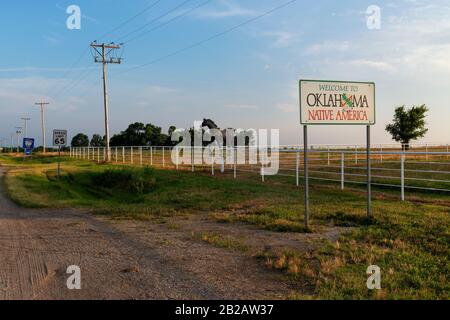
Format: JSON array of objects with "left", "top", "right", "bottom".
[{"left": 69, "top": 145, "right": 450, "bottom": 200}]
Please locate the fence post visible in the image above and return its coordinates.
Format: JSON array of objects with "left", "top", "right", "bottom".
[
  {"left": 261, "top": 150, "right": 265, "bottom": 182},
  {"left": 401, "top": 153, "right": 405, "bottom": 201},
  {"left": 296, "top": 150, "right": 299, "bottom": 187},
  {"left": 122, "top": 147, "right": 125, "bottom": 163},
  {"left": 97, "top": 148, "right": 100, "bottom": 163},
  {"left": 176, "top": 146, "right": 179, "bottom": 170},
  {"left": 130, "top": 146, "right": 134, "bottom": 164},
  {"left": 140, "top": 147, "right": 143, "bottom": 166},
  {"left": 115, "top": 147, "right": 118, "bottom": 163},
  {"left": 380, "top": 145, "right": 383, "bottom": 163},
  {"left": 234, "top": 147, "right": 237, "bottom": 179},
  {"left": 327, "top": 145, "right": 330, "bottom": 166},
  {"left": 341, "top": 152, "right": 345, "bottom": 190},
  {"left": 150, "top": 147, "right": 153, "bottom": 165},
  {"left": 191, "top": 147, "right": 194, "bottom": 172},
  {"left": 211, "top": 150, "right": 214, "bottom": 176},
  {"left": 162, "top": 147, "right": 165, "bottom": 167}
]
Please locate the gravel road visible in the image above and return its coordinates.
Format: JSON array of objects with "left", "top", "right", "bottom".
[{"left": 0, "top": 169, "right": 293, "bottom": 300}]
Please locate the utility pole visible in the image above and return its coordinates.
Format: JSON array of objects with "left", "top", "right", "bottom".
[
  {"left": 35, "top": 100, "right": 49, "bottom": 153},
  {"left": 90, "top": 41, "right": 123, "bottom": 162},
  {"left": 15, "top": 127, "right": 22, "bottom": 153},
  {"left": 21, "top": 117, "right": 31, "bottom": 137}
]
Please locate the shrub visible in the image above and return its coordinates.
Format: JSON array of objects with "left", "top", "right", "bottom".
[{"left": 91, "top": 167, "right": 156, "bottom": 194}]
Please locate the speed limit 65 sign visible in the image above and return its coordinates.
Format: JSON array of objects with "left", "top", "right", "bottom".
[{"left": 53, "top": 129, "right": 68, "bottom": 147}]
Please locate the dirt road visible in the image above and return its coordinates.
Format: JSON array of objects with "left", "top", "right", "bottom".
[{"left": 0, "top": 169, "right": 301, "bottom": 300}]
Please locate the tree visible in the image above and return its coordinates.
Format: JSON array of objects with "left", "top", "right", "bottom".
[
  {"left": 110, "top": 122, "right": 170, "bottom": 146},
  {"left": 71, "top": 133, "right": 89, "bottom": 147},
  {"left": 385, "top": 105, "right": 429, "bottom": 150},
  {"left": 166, "top": 125, "right": 178, "bottom": 146},
  {"left": 145, "top": 123, "right": 170, "bottom": 146},
  {"left": 90, "top": 134, "right": 105, "bottom": 147}
]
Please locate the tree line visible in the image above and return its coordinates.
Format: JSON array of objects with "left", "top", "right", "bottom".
[
  {"left": 71, "top": 105, "right": 430, "bottom": 149},
  {"left": 71, "top": 122, "right": 177, "bottom": 147}
]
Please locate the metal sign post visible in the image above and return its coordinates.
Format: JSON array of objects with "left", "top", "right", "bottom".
[
  {"left": 299, "top": 79, "right": 376, "bottom": 224},
  {"left": 303, "top": 125, "right": 309, "bottom": 229},
  {"left": 57, "top": 146, "right": 61, "bottom": 180},
  {"left": 53, "top": 129, "right": 68, "bottom": 181},
  {"left": 366, "top": 125, "right": 371, "bottom": 219}
]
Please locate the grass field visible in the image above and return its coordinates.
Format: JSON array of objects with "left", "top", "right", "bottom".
[{"left": 1, "top": 153, "right": 449, "bottom": 299}]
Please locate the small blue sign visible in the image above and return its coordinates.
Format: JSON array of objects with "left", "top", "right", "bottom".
[{"left": 23, "top": 138, "right": 35, "bottom": 155}]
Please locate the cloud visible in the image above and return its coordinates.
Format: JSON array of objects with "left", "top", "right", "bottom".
[
  {"left": 349, "top": 60, "right": 397, "bottom": 73},
  {"left": 260, "top": 31, "right": 300, "bottom": 48},
  {"left": 42, "top": 33, "right": 63, "bottom": 45},
  {"left": 195, "top": 0, "right": 259, "bottom": 19},
  {"left": 0, "top": 66, "right": 96, "bottom": 73},
  {"left": 224, "top": 104, "right": 259, "bottom": 110},
  {"left": 305, "top": 41, "right": 351, "bottom": 54},
  {"left": 277, "top": 103, "right": 296, "bottom": 113}
]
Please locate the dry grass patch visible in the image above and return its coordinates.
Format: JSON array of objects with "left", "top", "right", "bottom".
[{"left": 191, "top": 232, "right": 249, "bottom": 252}]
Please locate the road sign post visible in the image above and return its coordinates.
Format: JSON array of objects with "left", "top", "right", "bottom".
[
  {"left": 299, "top": 80, "right": 376, "bottom": 224},
  {"left": 53, "top": 130, "right": 68, "bottom": 181},
  {"left": 23, "top": 138, "right": 35, "bottom": 159},
  {"left": 303, "top": 125, "right": 309, "bottom": 230}
]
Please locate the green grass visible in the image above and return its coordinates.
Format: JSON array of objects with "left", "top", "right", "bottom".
[{"left": 1, "top": 154, "right": 449, "bottom": 299}]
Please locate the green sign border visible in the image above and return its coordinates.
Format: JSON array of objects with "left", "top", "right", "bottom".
[{"left": 299, "top": 79, "right": 376, "bottom": 126}]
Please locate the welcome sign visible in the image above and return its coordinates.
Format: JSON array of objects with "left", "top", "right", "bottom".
[{"left": 299, "top": 80, "right": 375, "bottom": 125}]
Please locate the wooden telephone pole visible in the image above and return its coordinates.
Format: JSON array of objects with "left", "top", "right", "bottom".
[
  {"left": 90, "top": 41, "right": 123, "bottom": 162},
  {"left": 35, "top": 100, "right": 50, "bottom": 153},
  {"left": 21, "top": 117, "right": 31, "bottom": 138}
]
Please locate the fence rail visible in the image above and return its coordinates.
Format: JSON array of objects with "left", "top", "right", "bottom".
[{"left": 69, "top": 145, "right": 450, "bottom": 200}]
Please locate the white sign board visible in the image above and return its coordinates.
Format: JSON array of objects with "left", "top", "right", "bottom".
[
  {"left": 299, "top": 80, "right": 375, "bottom": 125},
  {"left": 53, "top": 129, "right": 67, "bottom": 146}
]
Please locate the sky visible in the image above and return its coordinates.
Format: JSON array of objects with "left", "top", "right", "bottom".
[{"left": 1, "top": 0, "right": 450, "bottom": 147}]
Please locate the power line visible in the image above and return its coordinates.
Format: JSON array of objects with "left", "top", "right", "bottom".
[
  {"left": 52, "top": 0, "right": 202, "bottom": 99},
  {"left": 116, "top": 0, "right": 194, "bottom": 43},
  {"left": 96, "top": 0, "right": 164, "bottom": 41},
  {"left": 46, "top": 1, "right": 164, "bottom": 100},
  {"left": 45, "top": 46, "right": 91, "bottom": 98},
  {"left": 117, "top": 0, "right": 297, "bottom": 75},
  {"left": 51, "top": 66, "right": 97, "bottom": 100},
  {"left": 123, "top": 0, "right": 213, "bottom": 45}
]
